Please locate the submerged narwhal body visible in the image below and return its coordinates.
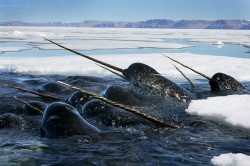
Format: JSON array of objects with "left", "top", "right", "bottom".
[
  {"left": 44, "top": 38, "right": 196, "bottom": 102},
  {"left": 165, "top": 56, "right": 245, "bottom": 92}
]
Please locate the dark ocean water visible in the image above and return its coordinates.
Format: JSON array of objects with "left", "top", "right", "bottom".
[{"left": 0, "top": 72, "right": 249, "bottom": 166}]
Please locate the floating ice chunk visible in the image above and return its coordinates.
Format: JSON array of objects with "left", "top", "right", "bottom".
[
  {"left": 216, "top": 40, "right": 224, "bottom": 45},
  {"left": 186, "top": 95, "right": 250, "bottom": 129},
  {"left": 216, "top": 45, "right": 224, "bottom": 48},
  {"left": 211, "top": 153, "right": 250, "bottom": 166},
  {"left": 215, "top": 40, "right": 225, "bottom": 48}
]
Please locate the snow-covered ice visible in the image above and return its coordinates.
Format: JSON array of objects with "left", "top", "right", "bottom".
[
  {"left": 211, "top": 153, "right": 250, "bottom": 166},
  {"left": 0, "top": 53, "right": 250, "bottom": 82},
  {"left": 0, "top": 27, "right": 191, "bottom": 50},
  {"left": 0, "top": 27, "right": 249, "bottom": 77},
  {"left": 34, "top": 39, "right": 190, "bottom": 50},
  {"left": 186, "top": 95, "right": 250, "bottom": 129},
  {"left": 0, "top": 26, "right": 249, "bottom": 49},
  {"left": 1, "top": 52, "right": 250, "bottom": 84}
]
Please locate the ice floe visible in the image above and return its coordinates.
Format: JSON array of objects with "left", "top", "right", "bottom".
[
  {"left": 0, "top": 26, "right": 249, "bottom": 48},
  {"left": 0, "top": 53, "right": 250, "bottom": 82},
  {"left": 186, "top": 95, "right": 250, "bottom": 129},
  {"left": 35, "top": 39, "right": 190, "bottom": 50},
  {"left": 0, "top": 27, "right": 249, "bottom": 82},
  {"left": 211, "top": 153, "right": 250, "bottom": 166}
]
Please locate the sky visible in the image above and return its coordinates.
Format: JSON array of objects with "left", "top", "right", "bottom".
[{"left": 0, "top": 0, "right": 250, "bottom": 22}]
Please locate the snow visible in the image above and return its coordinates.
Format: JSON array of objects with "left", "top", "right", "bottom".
[
  {"left": 0, "top": 26, "right": 249, "bottom": 82},
  {"left": 0, "top": 27, "right": 191, "bottom": 50},
  {"left": 35, "top": 39, "right": 190, "bottom": 50},
  {"left": 186, "top": 95, "right": 250, "bottom": 129},
  {"left": 0, "top": 53, "right": 250, "bottom": 82},
  {"left": 6, "top": 30, "right": 23, "bottom": 36},
  {"left": 211, "top": 153, "right": 250, "bottom": 166},
  {"left": 0, "top": 26, "right": 249, "bottom": 48}
]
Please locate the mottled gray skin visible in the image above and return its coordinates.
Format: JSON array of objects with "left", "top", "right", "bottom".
[
  {"left": 40, "top": 102, "right": 101, "bottom": 138},
  {"left": 122, "top": 63, "right": 196, "bottom": 102},
  {"left": 104, "top": 86, "right": 140, "bottom": 106},
  {"left": 40, "top": 82, "right": 67, "bottom": 94},
  {"left": 209, "top": 73, "right": 245, "bottom": 92},
  {"left": 82, "top": 99, "right": 153, "bottom": 127},
  {"left": 0, "top": 113, "right": 24, "bottom": 129},
  {"left": 66, "top": 91, "right": 92, "bottom": 108},
  {"left": 39, "top": 81, "right": 73, "bottom": 95}
]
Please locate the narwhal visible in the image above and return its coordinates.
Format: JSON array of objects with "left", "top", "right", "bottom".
[
  {"left": 4, "top": 83, "right": 178, "bottom": 128},
  {"left": 164, "top": 55, "right": 245, "bottom": 92},
  {"left": 44, "top": 38, "right": 196, "bottom": 102}
]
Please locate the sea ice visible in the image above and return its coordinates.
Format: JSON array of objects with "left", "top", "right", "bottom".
[
  {"left": 186, "top": 95, "right": 250, "bottom": 129},
  {"left": 0, "top": 53, "right": 250, "bottom": 83},
  {"left": 211, "top": 153, "right": 250, "bottom": 166},
  {"left": 1, "top": 27, "right": 249, "bottom": 49},
  {"left": 0, "top": 27, "right": 250, "bottom": 83},
  {"left": 35, "top": 39, "right": 191, "bottom": 50}
]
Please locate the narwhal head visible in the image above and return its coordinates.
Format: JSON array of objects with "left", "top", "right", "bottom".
[
  {"left": 122, "top": 63, "right": 162, "bottom": 95},
  {"left": 209, "top": 73, "right": 245, "bottom": 92},
  {"left": 123, "top": 63, "right": 159, "bottom": 81},
  {"left": 44, "top": 38, "right": 160, "bottom": 83},
  {"left": 164, "top": 55, "right": 245, "bottom": 92}
]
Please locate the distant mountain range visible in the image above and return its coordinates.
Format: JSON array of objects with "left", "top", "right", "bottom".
[{"left": 1, "top": 19, "right": 250, "bottom": 30}]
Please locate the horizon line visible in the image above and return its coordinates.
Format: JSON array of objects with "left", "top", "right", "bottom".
[{"left": 1, "top": 18, "right": 250, "bottom": 23}]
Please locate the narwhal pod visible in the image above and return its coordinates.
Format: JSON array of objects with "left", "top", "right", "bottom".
[
  {"left": 44, "top": 38, "right": 196, "bottom": 102},
  {"left": 82, "top": 99, "right": 153, "bottom": 127},
  {"left": 40, "top": 102, "right": 101, "bottom": 138},
  {"left": 103, "top": 85, "right": 141, "bottom": 106},
  {"left": 0, "top": 113, "right": 24, "bottom": 129}
]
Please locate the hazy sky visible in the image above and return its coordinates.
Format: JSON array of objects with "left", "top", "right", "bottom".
[{"left": 1, "top": 0, "right": 249, "bottom": 22}]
